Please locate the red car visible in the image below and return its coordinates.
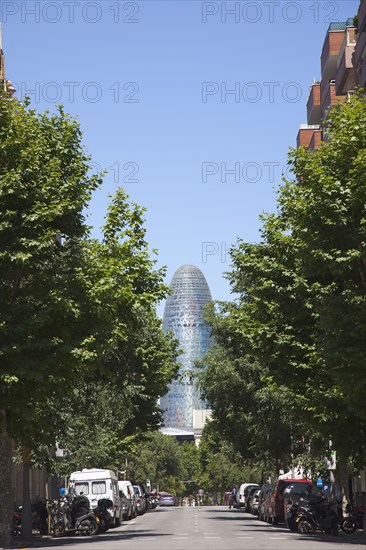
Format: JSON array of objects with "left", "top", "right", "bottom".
[{"left": 267, "top": 479, "right": 312, "bottom": 524}]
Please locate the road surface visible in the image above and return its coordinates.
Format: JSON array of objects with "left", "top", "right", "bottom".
[{"left": 18, "top": 506, "right": 365, "bottom": 550}]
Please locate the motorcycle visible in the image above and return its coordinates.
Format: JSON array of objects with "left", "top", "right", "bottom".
[
  {"left": 148, "top": 492, "right": 159, "bottom": 509},
  {"left": 12, "top": 507, "right": 22, "bottom": 536},
  {"left": 94, "top": 498, "right": 114, "bottom": 533},
  {"left": 295, "top": 495, "right": 339, "bottom": 536},
  {"left": 53, "top": 495, "right": 100, "bottom": 537},
  {"left": 340, "top": 504, "right": 365, "bottom": 534},
  {"left": 286, "top": 503, "right": 300, "bottom": 532},
  {"left": 12, "top": 501, "right": 49, "bottom": 536}
]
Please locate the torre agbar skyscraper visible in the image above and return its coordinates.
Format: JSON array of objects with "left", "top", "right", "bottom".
[{"left": 160, "top": 265, "right": 212, "bottom": 429}]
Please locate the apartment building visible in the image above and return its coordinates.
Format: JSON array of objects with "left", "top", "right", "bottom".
[
  {"left": 297, "top": 0, "right": 366, "bottom": 149},
  {"left": 0, "top": 25, "right": 15, "bottom": 95}
]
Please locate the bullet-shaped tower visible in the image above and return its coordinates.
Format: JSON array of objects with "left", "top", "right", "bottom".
[{"left": 160, "top": 265, "right": 212, "bottom": 428}]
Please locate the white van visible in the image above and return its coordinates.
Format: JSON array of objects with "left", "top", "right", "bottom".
[{"left": 69, "top": 468, "right": 122, "bottom": 526}]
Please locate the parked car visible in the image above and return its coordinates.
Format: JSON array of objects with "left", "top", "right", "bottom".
[
  {"left": 245, "top": 485, "right": 261, "bottom": 512},
  {"left": 258, "top": 484, "right": 272, "bottom": 522},
  {"left": 283, "top": 482, "right": 316, "bottom": 527},
  {"left": 158, "top": 492, "right": 178, "bottom": 507},
  {"left": 118, "top": 481, "right": 137, "bottom": 520},
  {"left": 69, "top": 469, "right": 122, "bottom": 526},
  {"left": 133, "top": 484, "right": 148, "bottom": 515},
  {"left": 237, "top": 483, "right": 260, "bottom": 509},
  {"left": 236, "top": 483, "right": 257, "bottom": 508},
  {"left": 249, "top": 489, "right": 261, "bottom": 515},
  {"left": 267, "top": 479, "right": 312, "bottom": 525}
]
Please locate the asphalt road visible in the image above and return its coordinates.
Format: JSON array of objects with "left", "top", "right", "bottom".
[{"left": 18, "top": 506, "right": 366, "bottom": 550}]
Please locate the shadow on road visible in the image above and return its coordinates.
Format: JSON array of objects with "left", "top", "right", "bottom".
[
  {"left": 204, "top": 508, "right": 365, "bottom": 546},
  {"left": 9, "top": 530, "right": 171, "bottom": 549}
]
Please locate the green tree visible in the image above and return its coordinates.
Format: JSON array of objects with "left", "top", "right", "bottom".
[
  {"left": 129, "top": 432, "right": 183, "bottom": 492},
  {"left": 179, "top": 441, "right": 201, "bottom": 499},
  {"left": 198, "top": 92, "right": 366, "bottom": 489},
  {"left": 0, "top": 95, "right": 101, "bottom": 542},
  {"left": 199, "top": 421, "right": 262, "bottom": 502},
  {"left": 46, "top": 188, "right": 180, "bottom": 472},
  {"left": 0, "top": 95, "right": 179, "bottom": 542}
]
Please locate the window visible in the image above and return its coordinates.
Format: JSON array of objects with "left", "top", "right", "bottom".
[
  {"left": 75, "top": 482, "right": 89, "bottom": 496},
  {"left": 92, "top": 481, "right": 106, "bottom": 495},
  {"left": 281, "top": 482, "right": 311, "bottom": 495}
]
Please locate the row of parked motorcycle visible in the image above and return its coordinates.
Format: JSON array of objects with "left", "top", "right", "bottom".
[
  {"left": 51, "top": 486, "right": 159, "bottom": 537},
  {"left": 229, "top": 480, "right": 364, "bottom": 537},
  {"left": 12, "top": 481, "right": 159, "bottom": 538}
]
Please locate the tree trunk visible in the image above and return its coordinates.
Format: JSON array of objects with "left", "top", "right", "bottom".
[
  {"left": 0, "top": 409, "right": 13, "bottom": 548},
  {"left": 338, "top": 458, "right": 350, "bottom": 515},
  {"left": 22, "top": 448, "right": 32, "bottom": 539}
]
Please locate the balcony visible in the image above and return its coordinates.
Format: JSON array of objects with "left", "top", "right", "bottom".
[
  {"left": 335, "top": 27, "right": 357, "bottom": 94},
  {"left": 297, "top": 125, "right": 320, "bottom": 149},
  {"left": 321, "top": 80, "right": 344, "bottom": 120},
  {"left": 308, "top": 130, "right": 322, "bottom": 150},
  {"left": 354, "top": 0, "right": 366, "bottom": 87},
  {"left": 321, "top": 23, "right": 348, "bottom": 81},
  {"left": 307, "top": 83, "right": 321, "bottom": 125}
]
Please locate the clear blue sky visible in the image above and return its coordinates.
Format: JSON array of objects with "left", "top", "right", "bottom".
[{"left": 3, "top": 0, "right": 359, "bottom": 314}]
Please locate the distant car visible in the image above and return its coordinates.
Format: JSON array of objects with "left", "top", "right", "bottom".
[
  {"left": 158, "top": 492, "right": 178, "bottom": 507},
  {"left": 133, "top": 484, "right": 148, "bottom": 515},
  {"left": 245, "top": 485, "right": 261, "bottom": 512},
  {"left": 237, "top": 483, "right": 260, "bottom": 509},
  {"left": 249, "top": 489, "right": 261, "bottom": 515},
  {"left": 257, "top": 484, "right": 272, "bottom": 522},
  {"left": 118, "top": 481, "right": 137, "bottom": 520}
]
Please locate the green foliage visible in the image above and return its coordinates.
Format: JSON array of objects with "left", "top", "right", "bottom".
[
  {"left": 0, "top": 94, "right": 179, "bottom": 470},
  {"left": 0, "top": 95, "right": 101, "bottom": 445},
  {"left": 126, "top": 428, "right": 259, "bottom": 501},
  {"left": 128, "top": 432, "right": 183, "bottom": 490},
  {"left": 199, "top": 421, "right": 262, "bottom": 500},
  {"left": 198, "top": 92, "right": 366, "bottom": 476}
]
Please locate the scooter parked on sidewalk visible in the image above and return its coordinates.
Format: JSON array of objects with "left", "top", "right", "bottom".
[
  {"left": 295, "top": 495, "right": 338, "bottom": 536},
  {"left": 94, "top": 498, "right": 114, "bottom": 533},
  {"left": 340, "top": 504, "right": 365, "bottom": 534},
  {"left": 53, "top": 495, "right": 100, "bottom": 537}
]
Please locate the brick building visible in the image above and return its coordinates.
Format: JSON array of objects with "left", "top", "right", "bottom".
[{"left": 297, "top": 0, "right": 366, "bottom": 149}]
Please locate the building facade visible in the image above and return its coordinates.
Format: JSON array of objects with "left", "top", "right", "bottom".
[
  {"left": 160, "top": 265, "right": 212, "bottom": 429},
  {"left": 0, "top": 25, "right": 15, "bottom": 95},
  {"left": 297, "top": 0, "right": 366, "bottom": 150}
]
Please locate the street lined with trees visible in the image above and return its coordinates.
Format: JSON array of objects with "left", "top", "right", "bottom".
[{"left": 1, "top": 38, "right": 366, "bottom": 550}]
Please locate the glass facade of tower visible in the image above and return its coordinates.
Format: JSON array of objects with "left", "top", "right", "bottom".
[{"left": 160, "top": 265, "right": 212, "bottom": 428}]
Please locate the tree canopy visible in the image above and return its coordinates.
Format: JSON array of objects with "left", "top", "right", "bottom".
[
  {"left": 0, "top": 94, "right": 179, "bottom": 543},
  {"left": 198, "top": 92, "right": 366, "bottom": 479}
]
